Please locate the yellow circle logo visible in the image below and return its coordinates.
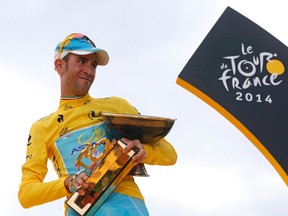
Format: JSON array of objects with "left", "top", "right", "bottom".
[{"left": 266, "top": 59, "right": 285, "bottom": 75}]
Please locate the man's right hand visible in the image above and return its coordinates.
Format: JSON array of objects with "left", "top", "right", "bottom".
[{"left": 64, "top": 169, "right": 90, "bottom": 195}]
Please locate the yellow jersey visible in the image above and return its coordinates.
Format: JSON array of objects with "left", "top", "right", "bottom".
[{"left": 18, "top": 94, "right": 177, "bottom": 211}]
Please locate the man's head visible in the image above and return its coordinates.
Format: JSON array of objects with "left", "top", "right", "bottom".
[
  {"left": 54, "top": 33, "right": 109, "bottom": 65},
  {"left": 54, "top": 33, "right": 109, "bottom": 97}
]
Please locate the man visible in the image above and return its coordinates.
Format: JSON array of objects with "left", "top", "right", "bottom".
[{"left": 18, "top": 33, "right": 177, "bottom": 215}]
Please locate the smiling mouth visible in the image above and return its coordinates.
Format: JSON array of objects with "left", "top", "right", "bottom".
[{"left": 78, "top": 76, "right": 91, "bottom": 82}]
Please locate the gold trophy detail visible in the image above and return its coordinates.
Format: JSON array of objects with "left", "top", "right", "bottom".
[{"left": 66, "top": 112, "right": 176, "bottom": 215}]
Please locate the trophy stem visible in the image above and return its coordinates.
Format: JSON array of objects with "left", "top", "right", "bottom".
[{"left": 129, "top": 163, "right": 150, "bottom": 177}]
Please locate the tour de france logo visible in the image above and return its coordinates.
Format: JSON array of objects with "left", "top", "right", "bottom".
[{"left": 218, "top": 43, "right": 285, "bottom": 104}]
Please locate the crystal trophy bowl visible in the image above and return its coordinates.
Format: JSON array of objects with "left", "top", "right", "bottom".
[{"left": 99, "top": 112, "right": 176, "bottom": 144}]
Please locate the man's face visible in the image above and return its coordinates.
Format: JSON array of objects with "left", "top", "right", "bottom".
[{"left": 59, "top": 53, "right": 98, "bottom": 97}]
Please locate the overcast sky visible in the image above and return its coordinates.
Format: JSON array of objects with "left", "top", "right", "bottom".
[{"left": 1, "top": 0, "right": 288, "bottom": 215}]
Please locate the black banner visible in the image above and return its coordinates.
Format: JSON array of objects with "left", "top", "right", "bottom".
[{"left": 177, "top": 7, "right": 288, "bottom": 185}]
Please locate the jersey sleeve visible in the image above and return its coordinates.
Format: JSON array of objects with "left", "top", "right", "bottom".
[
  {"left": 143, "top": 138, "right": 177, "bottom": 165},
  {"left": 18, "top": 123, "right": 70, "bottom": 208}
]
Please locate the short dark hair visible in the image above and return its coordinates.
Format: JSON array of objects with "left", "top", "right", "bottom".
[{"left": 62, "top": 54, "right": 71, "bottom": 62}]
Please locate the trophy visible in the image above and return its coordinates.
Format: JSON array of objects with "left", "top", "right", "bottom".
[
  {"left": 66, "top": 112, "right": 176, "bottom": 215},
  {"left": 100, "top": 112, "right": 176, "bottom": 176}
]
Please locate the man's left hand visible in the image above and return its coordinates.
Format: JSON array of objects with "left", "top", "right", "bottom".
[{"left": 121, "top": 138, "right": 147, "bottom": 165}]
